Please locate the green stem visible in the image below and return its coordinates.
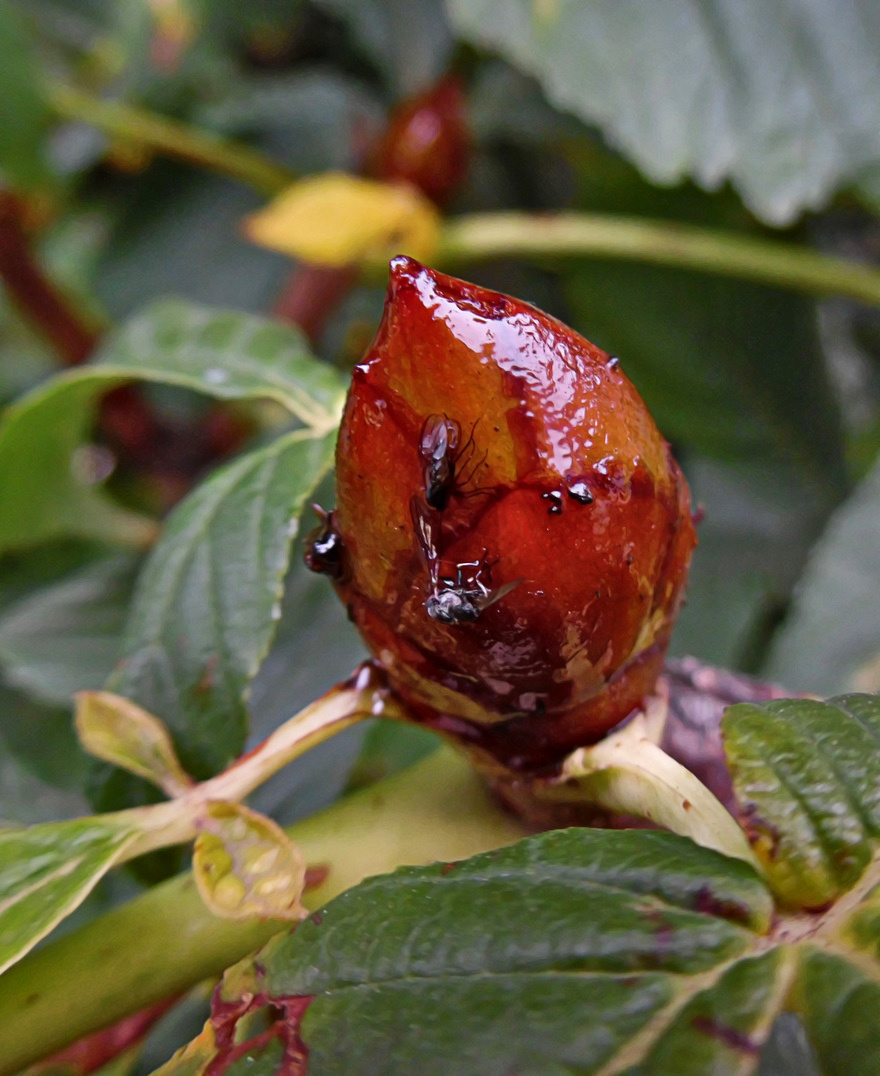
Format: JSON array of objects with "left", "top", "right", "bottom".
[
  {"left": 438, "top": 212, "right": 880, "bottom": 308},
  {"left": 0, "top": 747, "right": 526, "bottom": 1074},
  {"left": 47, "top": 84, "right": 294, "bottom": 197}
]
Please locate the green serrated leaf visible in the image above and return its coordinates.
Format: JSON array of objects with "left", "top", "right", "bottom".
[
  {"left": 172, "top": 814, "right": 880, "bottom": 1073},
  {"left": 0, "top": 815, "right": 138, "bottom": 976},
  {"left": 199, "top": 829, "right": 771, "bottom": 1075},
  {"left": 724, "top": 694, "right": 880, "bottom": 908},
  {"left": 95, "top": 427, "right": 336, "bottom": 802},
  {"left": 0, "top": 300, "right": 345, "bottom": 553},
  {"left": 0, "top": 683, "right": 90, "bottom": 807},
  {"left": 0, "top": 555, "right": 137, "bottom": 705},
  {"left": 627, "top": 949, "right": 792, "bottom": 1075},
  {"left": 795, "top": 949, "right": 880, "bottom": 1074},
  {"left": 93, "top": 299, "right": 344, "bottom": 432},
  {"left": 0, "top": 2, "right": 54, "bottom": 190},
  {"left": 447, "top": 0, "right": 880, "bottom": 224}
]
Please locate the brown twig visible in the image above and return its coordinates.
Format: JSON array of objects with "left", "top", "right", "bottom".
[{"left": 0, "top": 193, "right": 101, "bottom": 365}]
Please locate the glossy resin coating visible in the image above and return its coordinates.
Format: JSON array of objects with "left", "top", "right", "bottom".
[{"left": 322, "top": 257, "right": 697, "bottom": 773}]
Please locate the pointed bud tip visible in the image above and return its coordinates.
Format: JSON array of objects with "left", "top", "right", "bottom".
[{"left": 388, "top": 254, "right": 429, "bottom": 294}]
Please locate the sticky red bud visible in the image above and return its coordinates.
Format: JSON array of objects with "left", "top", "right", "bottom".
[
  {"left": 313, "top": 257, "right": 697, "bottom": 775},
  {"left": 368, "top": 75, "right": 470, "bottom": 207}
]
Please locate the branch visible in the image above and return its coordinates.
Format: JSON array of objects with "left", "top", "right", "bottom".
[
  {"left": 438, "top": 212, "right": 880, "bottom": 309},
  {"left": 0, "top": 747, "right": 527, "bottom": 1074},
  {"left": 47, "top": 84, "right": 294, "bottom": 197},
  {"left": 0, "top": 193, "right": 101, "bottom": 364}
]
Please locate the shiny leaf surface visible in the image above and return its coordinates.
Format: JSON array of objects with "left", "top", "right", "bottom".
[{"left": 202, "top": 830, "right": 777, "bottom": 1074}]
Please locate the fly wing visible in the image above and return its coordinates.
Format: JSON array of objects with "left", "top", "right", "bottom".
[{"left": 477, "top": 577, "right": 523, "bottom": 612}]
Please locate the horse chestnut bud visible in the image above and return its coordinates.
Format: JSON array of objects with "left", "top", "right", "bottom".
[{"left": 309, "top": 257, "right": 697, "bottom": 775}]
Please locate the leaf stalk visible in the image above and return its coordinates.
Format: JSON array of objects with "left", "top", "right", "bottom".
[
  {"left": 437, "top": 211, "right": 880, "bottom": 309},
  {"left": 46, "top": 84, "right": 294, "bottom": 197}
]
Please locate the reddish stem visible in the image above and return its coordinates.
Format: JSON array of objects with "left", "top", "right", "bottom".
[
  {"left": 33, "top": 995, "right": 179, "bottom": 1075},
  {"left": 271, "top": 265, "right": 357, "bottom": 345},
  {"left": 0, "top": 193, "right": 100, "bottom": 365}
]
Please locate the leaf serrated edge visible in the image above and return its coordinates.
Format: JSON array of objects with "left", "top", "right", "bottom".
[
  {"left": 595, "top": 944, "right": 797, "bottom": 1075},
  {"left": 1, "top": 356, "right": 344, "bottom": 439}
]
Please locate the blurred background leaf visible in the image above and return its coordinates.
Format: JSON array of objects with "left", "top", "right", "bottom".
[
  {"left": 0, "top": 2, "right": 53, "bottom": 191},
  {"left": 767, "top": 455, "right": 880, "bottom": 694},
  {"left": 447, "top": 0, "right": 880, "bottom": 224},
  {"left": 0, "top": 554, "right": 136, "bottom": 705}
]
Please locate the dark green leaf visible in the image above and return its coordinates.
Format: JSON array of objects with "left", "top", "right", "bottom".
[
  {"left": 154, "top": 759, "right": 880, "bottom": 1074},
  {"left": 0, "top": 2, "right": 53, "bottom": 190},
  {"left": 205, "top": 830, "right": 774, "bottom": 1075},
  {"left": 93, "top": 169, "right": 289, "bottom": 319},
  {"left": 0, "top": 695, "right": 90, "bottom": 825},
  {"left": 0, "top": 556, "right": 137, "bottom": 705},
  {"left": 756, "top": 1013, "right": 821, "bottom": 1076},
  {"left": 245, "top": 524, "right": 371, "bottom": 825},
  {"left": 671, "top": 458, "right": 831, "bottom": 669},
  {"left": 796, "top": 950, "right": 880, "bottom": 1074},
  {"left": 767, "top": 456, "right": 880, "bottom": 695},
  {"left": 626, "top": 950, "right": 788, "bottom": 1075},
  {"left": 0, "top": 684, "right": 90, "bottom": 800},
  {"left": 724, "top": 693, "right": 880, "bottom": 908},
  {"left": 447, "top": 0, "right": 880, "bottom": 224},
  {"left": 100, "top": 428, "right": 336, "bottom": 789}
]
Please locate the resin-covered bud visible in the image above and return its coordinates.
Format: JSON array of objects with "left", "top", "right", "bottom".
[
  {"left": 368, "top": 76, "right": 470, "bottom": 207},
  {"left": 312, "top": 257, "right": 697, "bottom": 774}
]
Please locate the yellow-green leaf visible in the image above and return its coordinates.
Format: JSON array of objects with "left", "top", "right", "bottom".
[
  {"left": 538, "top": 698, "right": 759, "bottom": 870},
  {"left": 193, "top": 801, "right": 306, "bottom": 921},
  {"left": 0, "top": 816, "right": 140, "bottom": 976},
  {"left": 243, "top": 172, "right": 440, "bottom": 267},
  {"left": 75, "top": 690, "right": 193, "bottom": 798}
]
